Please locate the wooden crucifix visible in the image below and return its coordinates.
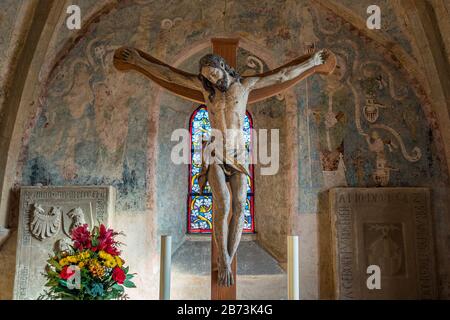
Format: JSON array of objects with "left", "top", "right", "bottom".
[{"left": 113, "top": 38, "right": 336, "bottom": 300}]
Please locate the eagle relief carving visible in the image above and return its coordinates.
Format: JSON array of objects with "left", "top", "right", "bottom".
[
  {"left": 29, "top": 204, "right": 87, "bottom": 241},
  {"left": 30, "top": 204, "right": 62, "bottom": 240}
]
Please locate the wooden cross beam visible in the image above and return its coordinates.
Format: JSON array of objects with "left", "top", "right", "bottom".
[
  {"left": 113, "top": 38, "right": 336, "bottom": 300},
  {"left": 113, "top": 40, "right": 336, "bottom": 105},
  {"left": 210, "top": 38, "right": 239, "bottom": 300}
]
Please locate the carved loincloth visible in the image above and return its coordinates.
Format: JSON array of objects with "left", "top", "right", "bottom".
[{"left": 197, "top": 140, "right": 251, "bottom": 195}]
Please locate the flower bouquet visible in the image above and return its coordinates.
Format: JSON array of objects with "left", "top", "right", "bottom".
[{"left": 39, "top": 224, "right": 136, "bottom": 300}]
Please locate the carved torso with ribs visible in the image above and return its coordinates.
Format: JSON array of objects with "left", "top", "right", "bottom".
[{"left": 203, "top": 80, "right": 249, "bottom": 156}]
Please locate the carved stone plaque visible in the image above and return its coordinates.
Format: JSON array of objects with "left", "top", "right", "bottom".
[
  {"left": 329, "top": 188, "right": 436, "bottom": 299},
  {"left": 13, "top": 186, "right": 116, "bottom": 300}
]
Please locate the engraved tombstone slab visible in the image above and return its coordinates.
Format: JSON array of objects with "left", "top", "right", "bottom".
[
  {"left": 329, "top": 188, "right": 436, "bottom": 299},
  {"left": 13, "top": 186, "right": 116, "bottom": 300}
]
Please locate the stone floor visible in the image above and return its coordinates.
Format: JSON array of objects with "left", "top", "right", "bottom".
[{"left": 171, "top": 240, "right": 287, "bottom": 300}]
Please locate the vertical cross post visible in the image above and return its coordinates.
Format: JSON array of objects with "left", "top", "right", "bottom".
[{"left": 210, "top": 38, "right": 239, "bottom": 300}]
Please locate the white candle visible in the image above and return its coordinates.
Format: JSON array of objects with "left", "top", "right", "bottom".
[
  {"left": 159, "top": 235, "right": 172, "bottom": 300},
  {"left": 287, "top": 235, "right": 299, "bottom": 300}
]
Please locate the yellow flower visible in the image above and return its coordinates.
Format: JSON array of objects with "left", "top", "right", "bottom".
[
  {"left": 59, "top": 258, "right": 68, "bottom": 267},
  {"left": 88, "top": 258, "right": 98, "bottom": 266},
  {"left": 78, "top": 261, "right": 85, "bottom": 268},
  {"left": 74, "top": 251, "right": 89, "bottom": 262},
  {"left": 88, "top": 259, "right": 105, "bottom": 278},
  {"left": 67, "top": 255, "right": 78, "bottom": 263},
  {"left": 115, "top": 256, "right": 123, "bottom": 268},
  {"left": 99, "top": 250, "right": 113, "bottom": 261},
  {"left": 104, "top": 258, "right": 117, "bottom": 268}
]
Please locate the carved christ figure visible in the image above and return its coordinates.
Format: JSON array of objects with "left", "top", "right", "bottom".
[{"left": 114, "top": 45, "right": 334, "bottom": 287}]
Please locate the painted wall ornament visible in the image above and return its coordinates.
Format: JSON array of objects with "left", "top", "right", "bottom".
[
  {"left": 365, "top": 130, "right": 399, "bottom": 186},
  {"left": 311, "top": 52, "right": 349, "bottom": 188},
  {"left": 242, "top": 55, "right": 285, "bottom": 101},
  {"left": 360, "top": 62, "right": 409, "bottom": 101},
  {"left": 161, "top": 17, "right": 183, "bottom": 30},
  {"left": 371, "top": 124, "right": 422, "bottom": 163},
  {"left": 363, "top": 95, "right": 389, "bottom": 124},
  {"left": 352, "top": 59, "right": 423, "bottom": 187},
  {"left": 322, "top": 153, "right": 348, "bottom": 188}
]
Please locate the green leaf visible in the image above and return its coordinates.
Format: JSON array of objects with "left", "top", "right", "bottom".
[
  {"left": 48, "top": 259, "right": 61, "bottom": 271},
  {"left": 58, "top": 291, "right": 78, "bottom": 299},
  {"left": 112, "top": 284, "right": 124, "bottom": 292},
  {"left": 123, "top": 280, "right": 136, "bottom": 288},
  {"left": 46, "top": 280, "right": 59, "bottom": 287},
  {"left": 47, "top": 270, "right": 60, "bottom": 278}
]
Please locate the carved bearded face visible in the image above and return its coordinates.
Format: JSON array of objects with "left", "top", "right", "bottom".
[
  {"left": 199, "top": 54, "right": 236, "bottom": 94},
  {"left": 201, "top": 65, "right": 229, "bottom": 91},
  {"left": 201, "top": 66, "right": 224, "bottom": 84},
  {"left": 199, "top": 54, "right": 242, "bottom": 102}
]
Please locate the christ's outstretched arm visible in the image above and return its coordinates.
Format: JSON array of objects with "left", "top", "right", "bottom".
[
  {"left": 243, "top": 49, "right": 329, "bottom": 90},
  {"left": 114, "top": 47, "right": 204, "bottom": 96}
]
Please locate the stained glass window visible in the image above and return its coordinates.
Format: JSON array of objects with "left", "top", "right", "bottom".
[{"left": 188, "top": 105, "right": 255, "bottom": 233}]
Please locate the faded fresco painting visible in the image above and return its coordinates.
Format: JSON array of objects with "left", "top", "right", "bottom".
[
  {"left": 20, "top": 5, "right": 150, "bottom": 211},
  {"left": 16, "top": 0, "right": 445, "bottom": 217},
  {"left": 294, "top": 5, "right": 444, "bottom": 212}
]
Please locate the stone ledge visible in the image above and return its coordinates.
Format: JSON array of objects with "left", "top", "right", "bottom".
[
  {"left": 185, "top": 233, "right": 257, "bottom": 242},
  {"left": 0, "top": 226, "right": 10, "bottom": 249},
  {"left": 171, "top": 273, "right": 287, "bottom": 300}
]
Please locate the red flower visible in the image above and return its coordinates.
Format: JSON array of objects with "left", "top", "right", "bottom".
[
  {"left": 71, "top": 224, "right": 91, "bottom": 250},
  {"left": 105, "top": 245, "right": 120, "bottom": 256},
  {"left": 112, "top": 267, "right": 126, "bottom": 284},
  {"left": 60, "top": 266, "right": 76, "bottom": 280},
  {"left": 98, "top": 224, "right": 120, "bottom": 256},
  {"left": 99, "top": 224, "right": 114, "bottom": 240}
]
